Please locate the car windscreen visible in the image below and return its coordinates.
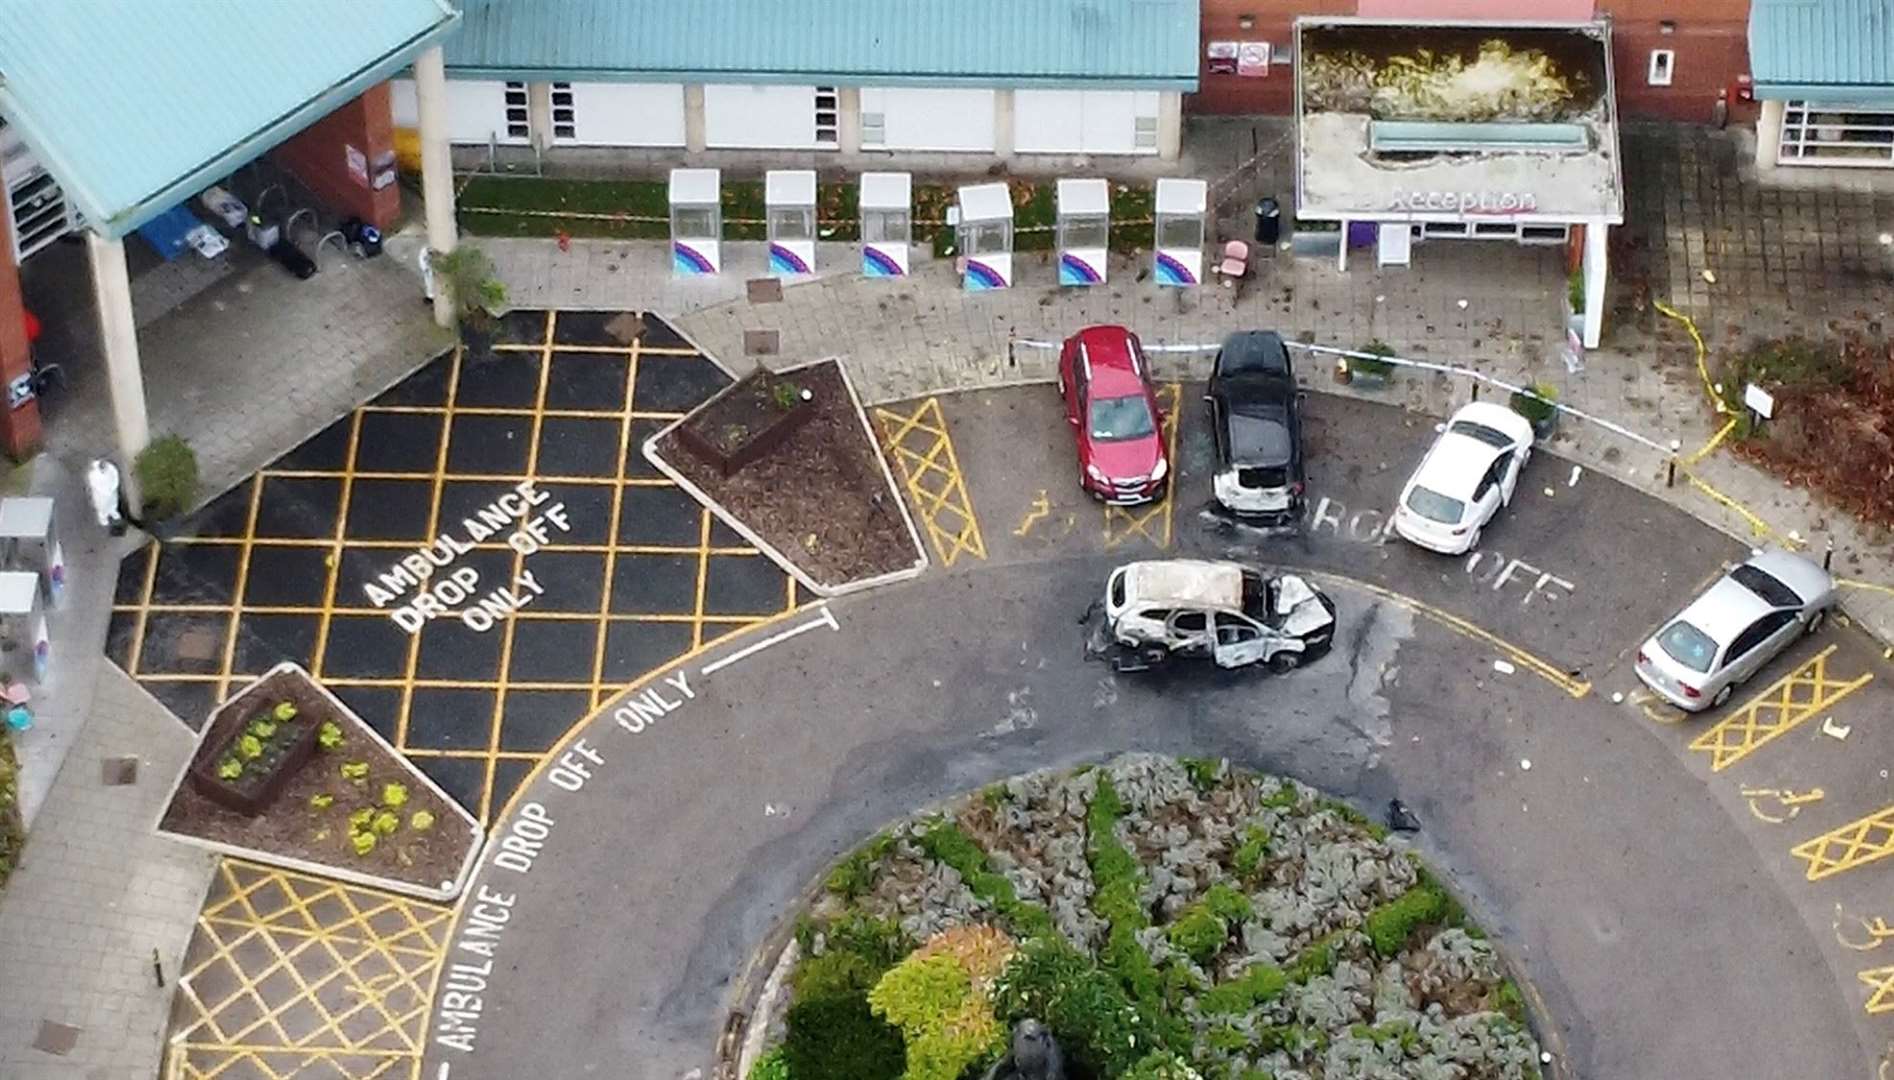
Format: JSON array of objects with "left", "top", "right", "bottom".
[
  {"left": 1448, "top": 420, "right": 1513, "bottom": 450},
  {"left": 1730, "top": 564, "right": 1801, "bottom": 608},
  {"left": 1218, "top": 335, "right": 1289, "bottom": 375},
  {"left": 1236, "top": 466, "right": 1289, "bottom": 489},
  {"left": 1089, "top": 395, "right": 1155, "bottom": 441},
  {"left": 1404, "top": 485, "right": 1463, "bottom": 525},
  {"left": 1228, "top": 410, "right": 1292, "bottom": 464},
  {"left": 1656, "top": 620, "right": 1717, "bottom": 673}
]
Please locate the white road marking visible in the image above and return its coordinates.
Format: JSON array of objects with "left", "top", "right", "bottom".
[
  {"left": 1823, "top": 716, "right": 1854, "bottom": 740},
  {"left": 437, "top": 1065, "right": 451, "bottom": 1080},
  {"left": 701, "top": 606, "right": 840, "bottom": 675}
]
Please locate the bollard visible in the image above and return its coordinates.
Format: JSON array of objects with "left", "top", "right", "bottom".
[
  {"left": 1824, "top": 544, "right": 1834, "bottom": 572},
  {"left": 1471, "top": 382, "right": 1479, "bottom": 402},
  {"left": 152, "top": 948, "right": 165, "bottom": 988},
  {"left": 1665, "top": 458, "right": 1677, "bottom": 488}
]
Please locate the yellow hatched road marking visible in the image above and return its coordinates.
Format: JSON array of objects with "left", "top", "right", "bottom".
[
  {"left": 1863, "top": 966, "right": 1894, "bottom": 1014},
  {"left": 1795, "top": 804, "right": 1894, "bottom": 881},
  {"left": 874, "top": 397, "right": 987, "bottom": 567},
  {"left": 1103, "top": 382, "right": 1181, "bottom": 552},
  {"left": 1689, "top": 644, "right": 1873, "bottom": 771}
]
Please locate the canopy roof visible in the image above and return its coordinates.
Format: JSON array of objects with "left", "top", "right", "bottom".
[
  {"left": 1749, "top": 0, "right": 1894, "bottom": 102},
  {"left": 0, "top": 0, "right": 458, "bottom": 238}
]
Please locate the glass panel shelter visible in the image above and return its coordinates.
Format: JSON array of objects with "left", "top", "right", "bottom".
[
  {"left": 955, "top": 182, "right": 1013, "bottom": 291},
  {"left": 1153, "top": 178, "right": 1207, "bottom": 286},
  {"left": 766, "top": 169, "right": 816, "bottom": 276},
  {"left": 859, "top": 172, "right": 912, "bottom": 278},
  {"left": 1056, "top": 178, "right": 1110, "bottom": 286},
  {"left": 668, "top": 167, "right": 721, "bottom": 275}
]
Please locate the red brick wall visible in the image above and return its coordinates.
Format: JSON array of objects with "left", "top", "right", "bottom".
[
  {"left": 1191, "top": 0, "right": 1353, "bottom": 115},
  {"left": 0, "top": 214, "right": 41, "bottom": 458},
  {"left": 1606, "top": 19, "right": 1752, "bottom": 123},
  {"left": 270, "top": 83, "right": 401, "bottom": 230}
]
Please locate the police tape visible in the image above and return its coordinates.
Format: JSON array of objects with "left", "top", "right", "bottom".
[{"left": 1010, "top": 336, "right": 1674, "bottom": 454}]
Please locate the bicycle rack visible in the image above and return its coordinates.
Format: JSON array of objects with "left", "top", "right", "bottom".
[
  {"left": 254, "top": 184, "right": 288, "bottom": 219},
  {"left": 284, "top": 207, "right": 320, "bottom": 246},
  {"left": 314, "top": 230, "right": 348, "bottom": 270}
]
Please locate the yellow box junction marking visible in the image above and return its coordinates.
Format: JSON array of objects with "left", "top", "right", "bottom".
[
  {"left": 1794, "top": 803, "right": 1894, "bottom": 881},
  {"left": 167, "top": 860, "right": 451, "bottom": 1080},
  {"left": 1689, "top": 645, "right": 1873, "bottom": 771},
  {"left": 1102, "top": 382, "right": 1181, "bottom": 552},
  {"left": 874, "top": 397, "right": 987, "bottom": 567}
]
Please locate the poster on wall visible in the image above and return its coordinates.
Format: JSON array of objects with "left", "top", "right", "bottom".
[
  {"left": 345, "top": 144, "right": 369, "bottom": 188},
  {"left": 1206, "top": 42, "right": 1238, "bottom": 75},
  {"left": 1237, "top": 42, "right": 1271, "bottom": 77}
]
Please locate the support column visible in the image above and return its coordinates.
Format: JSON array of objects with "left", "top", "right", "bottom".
[
  {"left": 993, "top": 89, "right": 1016, "bottom": 160},
  {"left": 1336, "top": 218, "right": 1349, "bottom": 273},
  {"left": 1156, "top": 91, "right": 1183, "bottom": 162},
  {"left": 1754, "top": 98, "right": 1786, "bottom": 170},
  {"left": 85, "top": 233, "right": 149, "bottom": 510},
  {"left": 528, "top": 82, "right": 555, "bottom": 153},
  {"left": 413, "top": 46, "right": 458, "bottom": 329},
  {"left": 838, "top": 87, "right": 863, "bottom": 154},
  {"left": 1581, "top": 219, "right": 1608, "bottom": 349},
  {"left": 684, "top": 85, "right": 707, "bottom": 153},
  {"left": 0, "top": 221, "right": 42, "bottom": 459}
]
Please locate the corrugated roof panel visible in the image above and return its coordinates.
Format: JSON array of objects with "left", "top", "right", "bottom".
[
  {"left": 444, "top": 0, "right": 1200, "bottom": 88},
  {"left": 0, "top": 0, "right": 457, "bottom": 236},
  {"left": 1749, "top": 0, "right": 1894, "bottom": 93}
]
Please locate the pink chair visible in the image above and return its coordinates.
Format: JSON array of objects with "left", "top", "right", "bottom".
[{"left": 1217, "top": 240, "right": 1249, "bottom": 284}]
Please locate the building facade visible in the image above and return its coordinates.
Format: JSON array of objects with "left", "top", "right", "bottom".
[{"left": 1748, "top": 0, "right": 1894, "bottom": 169}]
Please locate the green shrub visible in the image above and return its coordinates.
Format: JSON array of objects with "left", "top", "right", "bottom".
[
  {"left": 1165, "top": 905, "right": 1227, "bottom": 965},
  {"left": 782, "top": 991, "right": 905, "bottom": 1080},
  {"left": 1256, "top": 1024, "right": 1325, "bottom": 1057},
  {"left": 1364, "top": 882, "right": 1449, "bottom": 957},
  {"left": 993, "top": 937, "right": 1156, "bottom": 1079},
  {"left": 869, "top": 952, "right": 1003, "bottom": 1080},
  {"left": 1567, "top": 267, "right": 1585, "bottom": 314},
  {"left": 824, "top": 912, "right": 910, "bottom": 971},
  {"left": 1260, "top": 782, "right": 1302, "bottom": 811},
  {"left": 433, "top": 245, "right": 508, "bottom": 327},
  {"left": 1180, "top": 757, "right": 1224, "bottom": 792},
  {"left": 827, "top": 832, "right": 895, "bottom": 899},
  {"left": 748, "top": 1046, "right": 791, "bottom": 1080},
  {"left": 1123, "top": 1051, "right": 1204, "bottom": 1079},
  {"left": 1284, "top": 932, "right": 1338, "bottom": 984},
  {"left": 796, "top": 950, "right": 882, "bottom": 1003},
  {"left": 1492, "top": 979, "right": 1527, "bottom": 1024},
  {"left": 1201, "top": 883, "right": 1252, "bottom": 925},
  {"left": 1206, "top": 1024, "right": 1250, "bottom": 1052},
  {"left": 1231, "top": 826, "right": 1271, "bottom": 879},
  {"left": 135, "top": 435, "right": 199, "bottom": 521},
  {"left": 1508, "top": 383, "right": 1558, "bottom": 426},
  {"left": 1198, "top": 962, "right": 1287, "bottom": 1016},
  {"left": 918, "top": 820, "right": 1053, "bottom": 937},
  {"left": 1351, "top": 341, "right": 1396, "bottom": 377},
  {"left": 0, "top": 733, "right": 21, "bottom": 888}
]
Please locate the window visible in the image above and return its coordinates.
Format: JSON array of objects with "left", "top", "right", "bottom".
[
  {"left": 964, "top": 220, "right": 1010, "bottom": 255},
  {"left": 1170, "top": 611, "right": 1208, "bottom": 634},
  {"left": 1728, "top": 611, "right": 1796, "bottom": 661},
  {"left": 1061, "top": 217, "right": 1109, "bottom": 250},
  {"left": 1216, "top": 619, "right": 1261, "bottom": 646},
  {"left": 671, "top": 207, "right": 716, "bottom": 239},
  {"left": 863, "top": 210, "right": 909, "bottom": 244},
  {"left": 551, "top": 82, "right": 576, "bottom": 141},
  {"left": 1088, "top": 395, "right": 1156, "bottom": 442},
  {"left": 1656, "top": 621, "right": 1716, "bottom": 673},
  {"left": 503, "top": 81, "right": 530, "bottom": 140},
  {"left": 1157, "top": 217, "right": 1201, "bottom": 249},
  {"left": 1405, "top": 486, "right": 1465, "bottom": 526},
  {"left": 1729, "top": 565, "right": 1802, "bottom": 609},
  {"left": 1778, "top": 101, "right": 1894, "bottom": 167},
  {"left": 1647, "top": 49, "right": 1675, "bottom": 87},
  {"left": 769, "top": 208, "right": 812, "bottom": 241},
  {"left": 814, "top": 86, "right": 839, "bottom": 146},
  {"left": 861, "top": 110, "right": 886, "bottom": 148},
  {"left": 1134, "top": 115, "right": 1159, "bottom": 151}
]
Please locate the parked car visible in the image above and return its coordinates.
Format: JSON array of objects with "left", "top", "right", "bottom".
[
  {"left": 1391, "top": 402, "right": 1534, "bottom": 555},
  {"left": 1058, "top": 325, "right": 1169, "bottom": 505},
  {"left": 1208, "top": 330, "right": 1304, "bottom": 523},
  {"left": 1091, "top": 558, "right": 1336, "bottom": 673},
  {"left": 1634, "top": 549, "right": 1837, "bottom": 711}
]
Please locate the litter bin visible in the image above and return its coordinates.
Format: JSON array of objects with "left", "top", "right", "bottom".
[{"left": 1254, "top": 197, "right": 1281, "bottom": 246}]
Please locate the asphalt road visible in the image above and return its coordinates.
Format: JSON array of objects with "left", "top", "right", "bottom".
[{"left": 421, "top": 386, "right": 1891, "bottom": 1080}]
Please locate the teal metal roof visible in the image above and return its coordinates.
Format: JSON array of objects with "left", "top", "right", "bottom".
[
  {"left": 0, "top": 0, "right": 459, "bottom": 238},
  {"left": 1749, "top": 0, "right": 1894, "bottom": 102},
  {"left": 443, "top": 0, "right": 1200, "bottom": 89}
]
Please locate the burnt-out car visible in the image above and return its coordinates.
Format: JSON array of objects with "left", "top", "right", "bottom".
[
  {"left": 1207, "top": 331, "right": 1304, "bottom": 524},
  {"left": 1087, "top": 559, "right": 1336, "bottom": 674}
]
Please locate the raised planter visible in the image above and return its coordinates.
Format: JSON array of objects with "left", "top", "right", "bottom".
[
  {"left": 673, "top": 369, "right": 817, "bottom": 478},
  {"left": 187, "top": 669, "right": 325, "bottom": 816}
]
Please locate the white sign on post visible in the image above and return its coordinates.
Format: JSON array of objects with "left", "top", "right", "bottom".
[{"left": 1743, "top": 383, "right": 1775, "bottom": 419}]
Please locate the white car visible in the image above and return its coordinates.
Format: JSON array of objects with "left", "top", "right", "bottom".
[{"left": 1392, "top": 402, "right": 1535, "bottom": 555}]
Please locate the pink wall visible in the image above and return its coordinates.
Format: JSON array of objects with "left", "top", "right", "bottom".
[{"left": 1356, "top": 0, "right": 1594, "bottom": 16}]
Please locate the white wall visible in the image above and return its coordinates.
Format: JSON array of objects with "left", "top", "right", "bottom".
[
  {"left": 704, "top": 84, "right": 817, "bottom": 149},
  {"left": 1015, "top": 90, "right": 1160, "bottom": 155},
  {"left": 390, "top": 78, "right": 419, "bottom": 128},
  {"left": 442, "top": 79, "right": 528, "bottom": 145},
  {"left": 860, "top": 88, "right": 996, "bottom": 152},
  {"left": 562, "top": 83, "right": 687, "bottom": 147}
]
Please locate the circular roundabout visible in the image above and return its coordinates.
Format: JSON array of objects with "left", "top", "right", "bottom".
[{"left": 415, "top": 379, "right": 1886, "bottom": 1080}]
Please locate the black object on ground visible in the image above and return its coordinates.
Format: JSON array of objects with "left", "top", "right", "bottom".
[
  {"left": 1387, "top": 798, "right": 1422, "bottom": 832},
  {"left": 268, "top": 241, "right": 317, "bottom": 280}
]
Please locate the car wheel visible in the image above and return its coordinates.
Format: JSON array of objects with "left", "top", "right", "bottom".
[
  {"left": 1711, "top": 683, "right": 1733, "bottom": 709},
  {"left": 1267, "top": 651, "right": 1300, "bottom": 674},
  {"left": 1807, "top": 609, "right": 1827, "bottom": 635}
]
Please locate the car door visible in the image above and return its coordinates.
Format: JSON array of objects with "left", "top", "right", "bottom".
[
  {"left": 1212, "top": 614, "right": 1271, "bottom": 668},
  {"left": 1166, "top": 609, "right": 1212, "bottom": 656},
  {"left": 1470, "top": 460, "right": 1503, "bottom": 527},
  {"left": 1722, "top": 609, "right": 1799, "bottom": 684},
  {"left": 1062, "top": 348, "right": 1084, "bottom": 427},
  {"left": 1497, "top": 447, "right": 1525, "bottom": 505}
]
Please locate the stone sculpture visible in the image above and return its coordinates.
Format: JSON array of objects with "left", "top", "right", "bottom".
[{"left": 982, "top": 1018, "right": 1065, "bottom": 1080}]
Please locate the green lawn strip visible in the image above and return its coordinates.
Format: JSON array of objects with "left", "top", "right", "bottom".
[
  {"left": 1084, "top": 776, "right": 1192, "bottom": 1056},
  {"left": 917, "top": 819, "right": 1054, "bottom": 938}
]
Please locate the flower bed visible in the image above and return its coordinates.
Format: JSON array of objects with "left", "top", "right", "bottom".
[
  {"left": 748, "top": 754, "right": 1544, "bottom": 1080},
  {"left": 673, "top": 370, "right": 817, "bottom": 478},
  {"left": 158, "top": 664, "right": 482, "bottom": 899},
  {"left": 0, "top": 732, "right": 21, "bottom": 890}
]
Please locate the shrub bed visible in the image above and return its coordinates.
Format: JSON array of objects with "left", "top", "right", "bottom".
[{"left": 755, "top": 754, "right": 1542, "bottom": 1079}]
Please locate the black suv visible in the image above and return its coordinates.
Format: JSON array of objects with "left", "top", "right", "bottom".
[{"left": 1207, "top": 331, "right": 1304, "bottom": 523}]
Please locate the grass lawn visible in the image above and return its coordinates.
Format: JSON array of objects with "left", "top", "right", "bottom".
[
  {"left": 1, "top": 732, "right": 21, "bottom": 890},
  {"left": 458, "top": 174, "right": 1160, "bottom": 257}
]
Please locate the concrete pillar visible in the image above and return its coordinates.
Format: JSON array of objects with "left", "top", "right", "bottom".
[
  {"left": 1755, "top": 98, "right": 1786, "bottom": 170},
  {"left": 993, "top": 90, "right": 1016, "bottom": 159},
  {"left": 413, "top": 46, "right": 458, "bottom": 329},
  {"left": 85, "top": 233, "right": 149, "bottom": 510},
  {"left": 0, "top": 213, "right": 42, "bottom": 459},
  {"left": 528, "top": 82, "right": 555, "bottom": 153},
  {"left": 1336, "top": 218, "right": 1349, "bottom": 273},
  {"left": 1157, "top": 91, "right": 1183, "bottom": 162},
  {"left": 1581, "top": 219, "right": 1608, "bottom": 349},
  {"left": 838, "top": 87, "right": 863, "bottom": 154},
  {"left": 684, "top": 85, "right": 707, "bottom": 153}
]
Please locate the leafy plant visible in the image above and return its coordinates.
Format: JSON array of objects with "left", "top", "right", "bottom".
[
  {"left": 410, "top": 810, "right": 436, "bottom": 831},
  {"left": 1232, "top": 825, "right": 1271, "bottom": 879},
  {"left": 1285, "top": 932, "right": 1339, "bottom": 984},
  {"left": 825, "top": 831, "right": 895, "bottom": 899},
  {"left": 349, "top": 808, "right": 374, "bottom": 831},
  {"left": 918, "top": 820, "right": 1053, "bottom": 938},
  {"left": 782, "top": 989, "right": 905, "bottom": 1080},
  {"left": 1180, "top": 756, "right": 1224, "bottom": 792},
  {"left": 748, "top": 1047, "right": 791, "bottom": 1080},
  {"left": 247, "top": 718, "right": 278, "bottom": 740},
  {"left": 309, "top": 793, "right": 334, "bottom": 810},
  {"left": 1261, "top": 781, "right": 1303, "bottom": 811},
  {"left": 351, "top": 831, "right": 377, "bottom": 856},
  {"left": 340, "top": 761, "right": 369, "bottom": 784},
  {"left": 1350, "top": 341, "right": 1396, "bottom": 378},
  {"left": 317, "top": 722, "right": 344, "bottom": 750},
  {"left": 433, "top": 245, "right": 508, "bottom": 329},
  {"left": 1509, "top": 382, "right": 1559, "bottom": 426},
  {"left": 1364, "top": 881, "right": 1449, "bottom": 957},
  {"left": 1202, "top": 883, "right": 1253, "bottom": 925},
  {"left": 771, "top": 381, "right": 803, "bottom": 411},
  {"left": 134, "top": 435, "right": 199, "bottom": 521},
  {"left": 1567, "top": 267, "right": 1586, "bottom": 314},
  {"left": 371, "top": 810, "right": 400, "bottom": 836},
  {"left": 991, "top": 936, "right": 1156, "bottom": 1078},
  {"left": 1124, "top": 1051, "right": 1205, "bottom": 1080},
  {"left": 236, "top": 735, "right": 264, "bottom": 761},
  {"left": 381, "top": 783, "right": 409, "bottom": 809},
  {"left": 869, "top": 951, "right": 1003, "bottom": 1080},
  {"left": 1166, "top": 904, "right": 1229, "bottom": 965},
  {"left": 1086, "top": 777, "right": 1163, "bottom": 1006},
  {"left": 217, "top": 757, "right": 244, "bottom": 780},
  {"left": 1200, "top": 960, "right": 1290, "bottom": 1015},
  {"left": 273, "top": 702, "right": 297, "bottom": 722}
]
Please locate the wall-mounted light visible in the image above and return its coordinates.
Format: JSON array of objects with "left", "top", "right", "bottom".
[
  {"left": 1237, "top": 14, "right": 1256, "bottom": 31},
  {"left": 1659, "top": 20, "right": 1676, "bottom": 35}
]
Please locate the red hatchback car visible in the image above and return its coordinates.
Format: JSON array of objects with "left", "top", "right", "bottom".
[{"left": 1058, "top": 325, "right": 1169, "bottom": 504}]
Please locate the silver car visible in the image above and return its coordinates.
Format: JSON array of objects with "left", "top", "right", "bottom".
[{"left": 1634, "top": 549, "right": 1838, "bottom": 711}]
